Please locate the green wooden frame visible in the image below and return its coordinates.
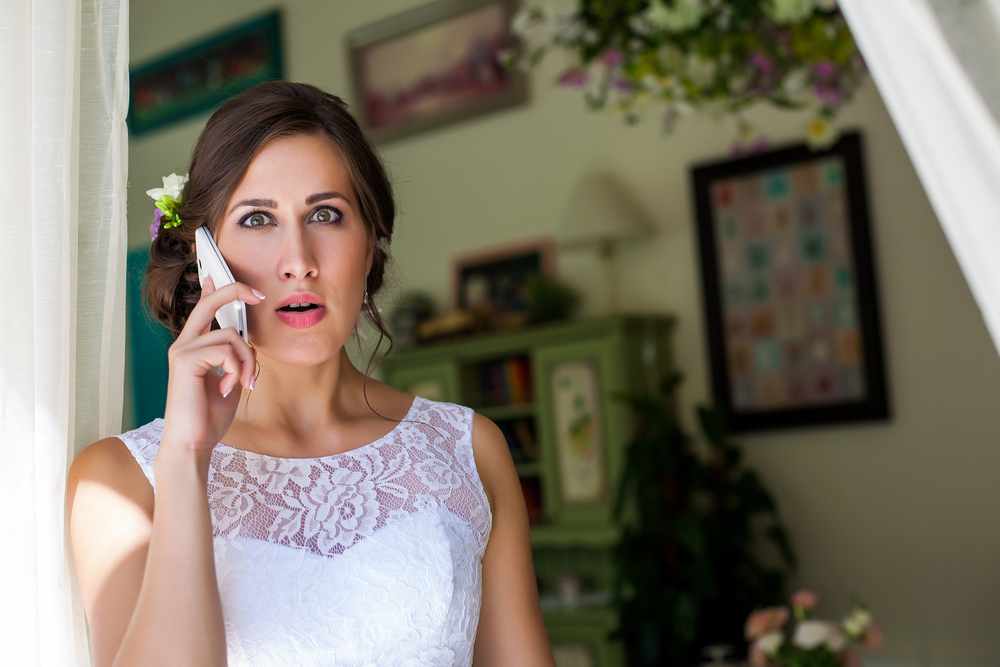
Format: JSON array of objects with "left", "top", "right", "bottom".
[{"left": 128, "top": 11, "right": 284, "bottom": 136}]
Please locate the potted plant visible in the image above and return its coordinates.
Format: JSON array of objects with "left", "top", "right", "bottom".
[
  {"left": 614, "top": 374, "right": 796, "bottom": 665},
  {"left": 746, "top": 589, "right": 884, "bottom": 667},
  {"left": 510, "top": 0, "right": 866, "bottom": 149}
]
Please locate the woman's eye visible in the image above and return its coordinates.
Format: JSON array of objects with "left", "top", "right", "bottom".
[
  {"left": 312, "top": 207, "right": 341, "bottom": 224},
  {"left": 242, "top": 212, "right": 270, "bottom": 227}
]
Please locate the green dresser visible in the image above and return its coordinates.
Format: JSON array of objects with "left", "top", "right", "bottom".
[{"left": 381, "top": 315, "right": 675, "bottom": 666}]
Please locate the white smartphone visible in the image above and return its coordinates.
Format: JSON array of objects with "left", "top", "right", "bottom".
[{"left": 195, "top": 225, "right": 248, "bottom": 344}]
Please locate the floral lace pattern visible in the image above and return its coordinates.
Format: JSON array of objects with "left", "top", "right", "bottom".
[{"left": 118, "top": 398, "right": 492, "bottom": 667}]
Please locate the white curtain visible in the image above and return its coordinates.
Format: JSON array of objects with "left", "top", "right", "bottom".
[
  {"left": 0, "top": 0, "right": 128, "bottom": 664},
  {"left": 839, "top": 0, "right": 1000, "bottom": 357}
]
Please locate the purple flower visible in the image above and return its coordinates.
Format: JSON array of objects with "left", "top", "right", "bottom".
[
  {"left": 612, "top": 74, "right": 636, "bottom": 92},
  {"left": 813, "top": 60, "right": 839, "bottom": 79},
  {"left": 558, "top": 66, "right": 590, "bottom": 88},
  {"left": 730, "top": 136, "right": 772, "bottom": 157},
  {"left": 751, "top": 52, "right": 774, "bottom": 75},
  {"left": 150, "top": 208, "right": 164, "bottom": 241},
  {"left": 599, "top": 49, "right": 625, "bottom": 67},
  {"left": 814, "top": 83, "right": 844, "bottom": 108}
]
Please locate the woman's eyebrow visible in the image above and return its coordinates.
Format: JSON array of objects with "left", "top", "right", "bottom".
[
  {"left": 228, "top": 198, "right": 277, "bottom": 215},
  {"left": 306, "top": 191, "right": 349, "bottom": 205}
]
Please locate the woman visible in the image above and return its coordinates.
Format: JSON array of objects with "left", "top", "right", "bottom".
[{"left": 68, "top": 81, "right": 554, "bottom": 667}]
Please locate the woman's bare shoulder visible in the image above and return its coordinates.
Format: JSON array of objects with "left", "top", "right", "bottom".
[
  {"left": 469, "top": 413, "right": 517, "bottom": 515},
  {"left": 68, "top": 437, "right": 154, "bottom": 513}
]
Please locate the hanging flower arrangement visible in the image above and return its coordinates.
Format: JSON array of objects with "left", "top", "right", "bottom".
[{"left": 509, "top": 0, "right": 866, "bottom": 150}]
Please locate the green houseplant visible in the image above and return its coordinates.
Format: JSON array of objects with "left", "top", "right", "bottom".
[{"left": 613, "top": 373, "right": 796, "bottom": 666}]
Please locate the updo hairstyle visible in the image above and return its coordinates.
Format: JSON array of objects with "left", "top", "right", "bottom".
[{"left": 144, "top": 81, "right": 395, "bottom": 355}]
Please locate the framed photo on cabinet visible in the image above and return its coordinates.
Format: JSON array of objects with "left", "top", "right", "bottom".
[{"left": 691, "top": 132, "right": 889, "bottom": 432}]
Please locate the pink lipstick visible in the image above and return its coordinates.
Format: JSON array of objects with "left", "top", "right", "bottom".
[{"left": 275, "top": 292, "right": 326, "bottom": 329}]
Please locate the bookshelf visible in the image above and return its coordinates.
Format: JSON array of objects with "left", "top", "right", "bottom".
[{"left": 381, "top": 315, "right": 675, "bottom": 666}]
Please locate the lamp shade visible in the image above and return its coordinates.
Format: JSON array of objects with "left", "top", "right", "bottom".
[{"left": 557, "top": 174, "right": 655, "bottom": 249}]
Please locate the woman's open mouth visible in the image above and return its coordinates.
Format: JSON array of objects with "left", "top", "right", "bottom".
[{"left": 275, "top": 299, "right": 326, "bottom": 329}]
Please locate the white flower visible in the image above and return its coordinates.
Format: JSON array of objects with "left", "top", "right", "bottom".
[
  {"left": 842, "top": 608, "right": 873, "bottom": 637},
  {"left": 644, "top": 0, "right": 707, "bottom": 33},
  {"left": 765, "top": 0, "right": 816, "bottom": 24},
  {"left": 805, "top": 115, "right": 836, "bottom": 149},
  {"left": 146, "top": 173, "right": 188, "bottom": 201},
  {"left": 782, "top": 68, "right": 809, "bottom": 96},
  {"left": 756, "top": 630, "right": 784, "bottom": 656},
  {"left": 686, "top": 53, "right": 717, "bottom": 88},
  {"left": 511, "top": 7, "right": 538, "bottom": 37},
  {"left": 793, "top": 620, "right": 848, "bottom": 652}
]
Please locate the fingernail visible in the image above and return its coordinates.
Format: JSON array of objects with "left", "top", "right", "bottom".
[
  {"left": 223, "top": 385, "right": 233, "bottom": 398},
  {"left": 251, "top": 288, "right": 265, "bottom": 299},
  {"left": 249, "top": 375, "right": 256, "bottom": 391}
]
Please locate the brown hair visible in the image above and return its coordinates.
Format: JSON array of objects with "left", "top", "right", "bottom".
[{"left": 144, "top": 81, "right": 395, "bottom": 371}]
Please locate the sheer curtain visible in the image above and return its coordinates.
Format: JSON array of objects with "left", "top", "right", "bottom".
[
  {"left": 839, "top": 0, "right": 1000, "bottom": 357},
  {"left": 0, "top": 0, "right": 128, "bottom": 664}
]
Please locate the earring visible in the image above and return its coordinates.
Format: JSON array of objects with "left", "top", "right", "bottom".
[{"left": 363, "top": 272, "right": 369, "bottom": 306}]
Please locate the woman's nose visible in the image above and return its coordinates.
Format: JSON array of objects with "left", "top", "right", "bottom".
[{"left": 277, "top": 225, "right": 319, "bottom": 280}]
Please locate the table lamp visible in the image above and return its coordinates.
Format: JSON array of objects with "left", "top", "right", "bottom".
[{"left": 557, "top": 174, "right": 655, "bottom": 314}]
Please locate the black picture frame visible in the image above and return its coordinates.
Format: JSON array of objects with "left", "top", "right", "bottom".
[
  {"left": 691, "top": 132, "right": 889, "bottom": 432},
  {"left": 128, "top": 11, "right": 284, "bottom": 136}
]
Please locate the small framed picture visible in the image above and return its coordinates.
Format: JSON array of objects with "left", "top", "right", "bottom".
[
  {"left": 347, "top": 0, "right": 527, "bottom": 143},
  {"left": 691, "top": 132, "right": 890, "bottom": 432},
  {"left": 451, "top": 237, "right": 555, "bottom": 314},
  {"left": 129, "top": 11, "right": 284, "bottom": 136}
]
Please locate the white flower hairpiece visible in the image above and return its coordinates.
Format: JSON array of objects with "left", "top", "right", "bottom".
[{"left": 147, "top": 173, "right": 189, "bottom": 240}]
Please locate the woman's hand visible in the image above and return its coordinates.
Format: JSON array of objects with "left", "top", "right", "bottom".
[{"left": 160, "top": 277, "right": 265, "bottom": 457}]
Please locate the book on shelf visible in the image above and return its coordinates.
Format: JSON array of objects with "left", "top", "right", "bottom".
[
  {"left": 478, "top": 355, "right": 533, "bottom": 407},
  {"left": 497, "top": 417, "right": 538, "bottom": 464},
  {"left": 520, "top": 477, "right": 543, "bottom": 525}
]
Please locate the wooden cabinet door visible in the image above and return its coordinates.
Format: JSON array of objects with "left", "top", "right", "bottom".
[{"left": 534, "top": 339, "right": 626, "bottom": 527}]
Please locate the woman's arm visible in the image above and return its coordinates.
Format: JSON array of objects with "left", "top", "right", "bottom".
[
  {"left": 68, "top": 279, "right": 263, "bottom": 667},
  {"left": 471, "top": 413, "right": 556, "bottom": 667}
]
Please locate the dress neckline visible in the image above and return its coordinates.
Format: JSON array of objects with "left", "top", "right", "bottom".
[{"left": 212, "top": 396, "right": 422, "bottom": 462}]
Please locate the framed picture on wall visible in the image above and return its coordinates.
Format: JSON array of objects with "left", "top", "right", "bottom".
[
  {"left": 452, "top": 236, "right": 556, "bottom": 314},
  {"left": 691, "top": 132, "right": 889, "bottom": 432},
  {"left": 347, "top": 0, "right": 527, "bottom": 143},
  {"left": 128, "top": 11, "right": 284, "bottom": 136}
]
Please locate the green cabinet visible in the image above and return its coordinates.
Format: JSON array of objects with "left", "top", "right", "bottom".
[{"left": 381, "top": 315, "right": 674, "bottom": 667}]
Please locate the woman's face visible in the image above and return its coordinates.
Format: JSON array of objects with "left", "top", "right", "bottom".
[{"left": 216, "top": 133, "right": 372, "bottom": 367}]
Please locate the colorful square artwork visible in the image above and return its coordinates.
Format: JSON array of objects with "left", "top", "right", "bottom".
[
  {"left": 709, "top": 155, "right": 867, "bottom": 412},
  {"left": 693, "top": 133, "right": 889, "bottom": 431}
]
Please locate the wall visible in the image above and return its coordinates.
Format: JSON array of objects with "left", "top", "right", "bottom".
[{"left": 129, "top": 0, "right": 1000, "bottom": 662}]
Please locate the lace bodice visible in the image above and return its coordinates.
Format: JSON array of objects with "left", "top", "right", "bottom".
[{"left": 118, "top": 397, "right": 492, "bottom": 667}]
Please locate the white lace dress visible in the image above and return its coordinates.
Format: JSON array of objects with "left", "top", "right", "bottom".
[{"left": 117, "top": 397, "right": 492, "bottom": 667}]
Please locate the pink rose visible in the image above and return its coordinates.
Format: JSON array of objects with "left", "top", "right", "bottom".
[
  {"left": 791, "top": 589, "right": 819, "bottom": 611},
  {"left": 863, "top": 624, "right": 884, "bottom": 651},
  {"left": 841, "top": 650, "right": 862, "bottom": 667},
  {"left": 745, "top": 606, "right": 790, "bottom": 639}
]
